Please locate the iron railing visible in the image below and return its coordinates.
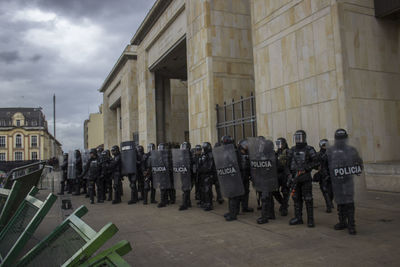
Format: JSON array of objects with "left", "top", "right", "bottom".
[{"left": 216, "top": 92, "right": 257, "bottom": 142}]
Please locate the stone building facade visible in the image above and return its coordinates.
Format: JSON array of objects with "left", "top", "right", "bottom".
[
  {"left": 0, "top": 108, "right": 62, "bottom": 161},
  {"left": 100, "top": 0, "right": 400, "bottom": 191},
  {"left": 83, "top": 105, "right": 105, "bottom": 150}
]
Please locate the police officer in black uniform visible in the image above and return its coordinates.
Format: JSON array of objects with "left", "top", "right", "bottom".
[
  {"left": 110, "top": 145, "right": 122, "bottom": 204},
  {"left": 72, "top": 150, "right": 83, "bottom": 195},
  {"left": 198, "top": 142, "right": 215, "bottom": 211},
  {"left": 79, "top": 149, "right": 102, "bottom": 204},
  {"left": 273, "top": 137, "right": 290, "bottom": 216},
  {"left": 313, "top": 139, "right": 334, "bottom": 213},
  {"left": 237, "top": 139, "right": 254, "bottom": 213},
  {"left": 100, "top": 150, "right": 113, "bottom": 201},
  {"left": 192, "top": 145, "right": 202, "bottom": 203},
  {"left": 137, "top": 145, "right": 145, "bottom": 201},
  {"left": 58, "top": 153, "right": 68, "bottom": 195},
  {"left": 142, "top": 143, "right": 157, "bottom": 205},
  {"left": 178, "top": 142, "right": 192, "bottom": 211},
  {"left": 287, "top": 130, "right": 318, "bottom": 227}
]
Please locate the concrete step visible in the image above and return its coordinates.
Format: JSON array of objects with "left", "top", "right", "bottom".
[{"left": 365, "top": 162, "right": 400, "bottom": 193}]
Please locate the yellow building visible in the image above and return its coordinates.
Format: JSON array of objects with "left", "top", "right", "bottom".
[
  {"left": 83, "top": 105, "right": 104, "bottom": 150},
  {"left": 0, "top": 107, "right": 62, "bottom": 161}
]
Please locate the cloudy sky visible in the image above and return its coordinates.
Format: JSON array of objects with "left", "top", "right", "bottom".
[{"left": 0, "top": 0, "right": 155, "bottom": 152}]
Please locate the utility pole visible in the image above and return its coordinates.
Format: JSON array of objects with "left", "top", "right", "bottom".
[{"left": 53, "top": 94, "right": 56, "bottom": 157}]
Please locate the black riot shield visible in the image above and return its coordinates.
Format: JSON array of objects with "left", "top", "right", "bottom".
[
  {"left": 172, "top": 149, "right": 192, "bottom": 191},
  {"left": 247, "top": 138, "right": 278, "bottom": 193},
  {"left": 67, "top": 150, "right": 76, "bottom": 180},
  {"left": 327, "top": 142, "right": 363, "bottom": 204},
  {"left": 120, "top": 141, "right": 137, "bottom": 176},
  {"left": 151, "top": 150, "right": 172, "bottom": 190},
  {"left": 81, "top": 150, "right": 90, "bottom": 179},
  {"left": 212, "top": 144, "right": 245, "bottom": 198}
]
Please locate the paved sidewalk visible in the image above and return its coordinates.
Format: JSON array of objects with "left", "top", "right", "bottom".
[{"left": 30, "top": 181, "right": 400, "bottom": 266}]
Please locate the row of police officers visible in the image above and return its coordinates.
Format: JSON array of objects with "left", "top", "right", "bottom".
[{"left": 59, "top": 128, "right": 363, "bottom": 235}]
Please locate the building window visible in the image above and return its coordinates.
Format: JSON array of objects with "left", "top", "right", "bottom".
[
  {"left": 0, "top": 120, "right": 5, "bottom": 126},
  {"left": 32, "top": 120, "right": 37, "bottom": 126},
  {"left": 0, "top": 136, "right": 5, "bottom": 148},
  {"left": 15, "top": 134, "right": 22, "bottom": 148},
  {"left": 0, "top": 153, "right": 5, "bottom": 161},
  {"left": 31, "top": 151, "right": 38, "bottom": 160},
  {"left": 16, "top": 120, "right": 21, "bottom": 127},
  {"left": 15, "top": 151, "right": 23, "bottom": 161},
  {"left": 31, "top": 135, "right": 38, "bottom": 147}
]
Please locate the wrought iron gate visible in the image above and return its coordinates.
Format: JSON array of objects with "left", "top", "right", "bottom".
[{"left": 216, "top": 93, "right": 257, "bottom": 142}]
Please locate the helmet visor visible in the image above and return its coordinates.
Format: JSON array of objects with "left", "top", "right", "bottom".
[
  {"left": 293, "top": 133, "right": 306, "bottom": 144},
  {"left": 275, "top": 140, "right": 282, "bottom": 149}
]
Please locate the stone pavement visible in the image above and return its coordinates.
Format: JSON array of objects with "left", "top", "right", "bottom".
[{"left": 29, "top": 180, "right": 400, "bottom": 267}]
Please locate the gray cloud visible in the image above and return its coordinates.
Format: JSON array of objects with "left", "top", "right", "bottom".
[
  {"left": 0, "top": 0, "right": 155, "bottom": 152},
  {"left": 0, "top": 51, "right": 21, "bottom": 64}
]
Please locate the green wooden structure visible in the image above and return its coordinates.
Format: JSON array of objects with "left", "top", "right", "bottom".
[
  {"left": 0, "top": 190, "right": 57, "bottom": 266},
  {"left": 2, "top": 161, "right": 46, "bottom": 189},
  {"left": 0, "top": 182, "right": 39, "bottom": 231},
  {"left": 80, "top": 240, "right": 132, "bottom": 267},
  {"left": 16, "top": 205, "right": 119, "bottom": 267}
]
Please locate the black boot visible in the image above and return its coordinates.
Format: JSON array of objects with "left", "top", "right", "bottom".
[
  {"left": 280, "top": 191, "right": 289, "bottom": 216},
  {"left": 306, "top": 200, "right": 315, "bottom": 227},
  {"left": 257, "top": 197, "right": 269, "bottom": 224},
  {"left": 289, "top": 201, "right": 303, "bottom": 225},
  {"left": 143, "top": 190, "right": 148, "bottom": 205},
  {"left": 225, "top": 198, "right": 237, "bottom": 221},
  {"left": 72, "top": 181, "right": 80, "bottom": 196},
  {"left": 158, "top": 190, "right": 167, "bottom": 208},
  {"left": 169, "top": 189, "right": 176, "bottom": 204},
  {"left": 216, "top": 185, "right": 224, "bottom": 204},
  {"left": 268, "top": 197, "right": 276, "bottom": 220},
  {"left": 334, "top": 204, "right": 347, "bottom": 230},
  {"left": 179, "top": 191, "right": 188, "bottom": 211},
  {"left": 347, "top": 203, "right": 357, "bottom": 235},
  {"left": 128, "top": 188, "right": 138, "bottom": 205},
  {"left": 323, "top": 192, "right": 333, "bottom": 213},
  {"left": 242, "top": 193, "right": 254, "bottom": 212},
  {"left": 150, "top": 188, "right": 157, "bottom": 203}
]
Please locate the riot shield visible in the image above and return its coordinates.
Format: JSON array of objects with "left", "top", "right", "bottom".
[
  {"left": 120, "top": 141, "right": 137, "bottom": 176},
  {"left": 327, "top": 143, "right": 363, "bottom": 204},
  {"left": 67, "top": 150, "right": 76, "bottom": 180},
  {"left": 212, "top": 144, "right": 245, "bottom": 198},
  {"left": 81, "top": 150, "right": 90, "bottom": 179},
  {"left": 172, "top": 149, "right": 192, "bottom": 191},
  {"left": 151, "top": 150, "right": 172, "bottom": 190},
  {"left": 247, "top": 137, "right": 278, "bottom": 193}
]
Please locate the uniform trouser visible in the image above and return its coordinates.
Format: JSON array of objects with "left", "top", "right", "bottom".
[
  {"left": 213, "top": 177, "right": 223, "bottom": 201},
  {"left": 96, "top": 178, "right": 104, "bottom": 202},
  {"left": 240, "top": 177, "right": 251, "bottom": 210},
  {"left": 228, "top": 197, "right": 241, "bottom": 218},
  {"left": 105, "top": 178, "right": 113, "bottom": 200},
  {"left": 67, "top": 179, "right": 73, "bottom": 193},
  {"left": 88, "top": 179, "right": 96, "bottom": 202},
  {"left": 292, "top": 180, "right": 313, "bottom": 221},
  {"left": 144, "top": 176, "right": 156, "bottom": 203},
  {"left": 74, "top": 177, "right": 81, "bottom": 194},
  {"left": 272, "top": 174, "right": 289, "bottom": 210},
  {"left": 194, "top": 174, "right": 201, "bottom": 200},
  {"left": 320, "top": 179, "right": 334, "bottom": 209},
  {"left": 337, "top": 202, "right": 356, "bottom": 228},
  {"left": 260, "top": 192, "right": 274, "bottom": 219},
  {"left": 160, "top": 189, "right": 168, "bottom": 205},
  {"left": 137, "top": 174, "right": 144, "bottom": 199},
  {"left": 128, "top": 174, "right": 138, "bottom": 202},
  {"left": 181, "top": 190, "right": 191, "bottom": 207},
  {"left": 202, "top": 175, "right": 213, "bottom": 208},
  {"left": 82, "top": 178, "right": 87, "bottom": 194},
  {"left": 60, "top": 177, "right": 67, "bottom": 193},
  {"left": 113, "top": 174, "right": 122, "bottom": 202}
]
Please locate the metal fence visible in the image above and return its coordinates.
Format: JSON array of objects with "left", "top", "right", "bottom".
[{"left": 216, "top": 93, "right": 257, "bottom": 142}]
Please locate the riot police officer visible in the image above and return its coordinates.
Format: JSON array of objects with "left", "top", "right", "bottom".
[
  {"left": 142, "top": 143, "right": 157, "bottom": 205},
  {"left": 287, "top": 130, "right": 318, "bottom": 227},
  {"left": 153, "top": 143, "right": 173, "bottom": 208},
  {"left": 192, "top": 145, "right": 202, "bottom": 202},
  {"left": 137, "top": 145, "right": 145, "bottom": 201},
  {"left": 72, "top": 150, "right": 83, "bottom": 196},
  {"left": 326, "top": 129, "right": 363, "bottom": 235},
  {"left": 237, "top": 139, "right": 253, "bottom": 213},
  {"left": 58, "top": 153, "right": 68, "bottom": 195},
  {"left": 176, "top": 142, "right": 192, "bottom": 211},
  {"left": 100, "top": 150, "right": 113, "bottom": 201},
  {"left": 110, "top": 145, "right": 122, "bottom": 204},
  {"left": 198, "top": 142, "right": 215, "bottom": 211},
  {"left": 313, "top": 139, "right": 334, "bottom": 213},
  {"left": 79, "top": 149, "right": 102, "bottom": 204},
  {"left": 273, "top": 137, "right": 290, "bottom": 216}
]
